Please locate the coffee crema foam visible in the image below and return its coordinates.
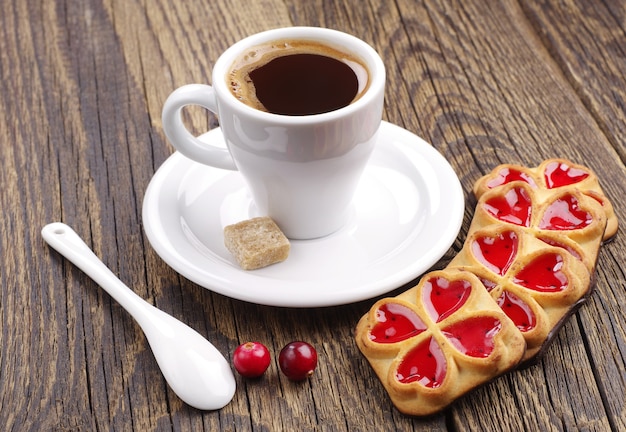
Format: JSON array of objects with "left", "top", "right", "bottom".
[{"left": 227, "top": 40, "right": 370, "bottom": 115}]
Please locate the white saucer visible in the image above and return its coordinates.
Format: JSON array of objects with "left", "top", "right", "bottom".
[{"left": 142, "top": 121, "right": 464, "bottom": 307}]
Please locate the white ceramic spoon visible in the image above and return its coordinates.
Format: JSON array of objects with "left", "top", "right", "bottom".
[{"left": 42, "top": 222, "right": 236, "bottom": 410}]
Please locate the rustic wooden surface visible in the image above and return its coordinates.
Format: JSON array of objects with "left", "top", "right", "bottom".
[{"left": 1, "top": 0, "right": 625, "bottom": 430}]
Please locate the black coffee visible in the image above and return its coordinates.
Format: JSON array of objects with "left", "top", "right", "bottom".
[{"left": 228, "top": 40, "right": 369, "bottom": 115}]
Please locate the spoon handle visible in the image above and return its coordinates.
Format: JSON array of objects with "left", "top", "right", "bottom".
[
  {"left": 42, "top": 222, "right": 236, "bottom": 410},
  {"left": 41, "top": 222, "right": 152, "bottom": 324}
]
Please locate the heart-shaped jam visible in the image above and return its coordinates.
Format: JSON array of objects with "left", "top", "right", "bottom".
[
  {"left": 395, "top": 337, "right": 446, "bottom": 387},
  {"left": 483, "top": 187, "right": 532, "bottom": 226},
  {"left": 539, "top": 194, "right": 593, "bottom": 231},
  {"left": 370, "top": 302, "right": 427, "bottom": 344},
  {"left": 422, "top": 277, "right": 472, "bottom": 323},
  {"left": 471, "top": 231, "right": 518, "bottom": 275},
  {"left": 538, "top": 236, "right": 583, "bottom": 261},
  {"left": 585, "top": 191, "right": 606, "bottom": 207},
  {"left": 512, "top": 253, "right": 567, "bottom": 292},
  {"left": 486, "top": 167, "right": 537, "bottom": 189},
  {"left": 496, "top": 291, "right": 536, "bottom": 332},
  {"left": 441, "top": 317, "right": 502, "bottom": 358},
  {"left": 544, "top": 161, "right": 589, "bottom": 189}
]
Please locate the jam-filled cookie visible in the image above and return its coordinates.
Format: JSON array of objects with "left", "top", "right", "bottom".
[
  {"left": 448, "top": 225, "right": 592, "bottom": 361},
  {"left": 355, "top": 158, "right": 616, "bottom": 416},
  {"left": 473, "top": 158, "right": 617, "bottom": 242},
  {"left": 462, "top": 160, "right": 612, "bottom": 362},
  {"left": 355, "top": 269, "right": 526, "bottom": 416}
]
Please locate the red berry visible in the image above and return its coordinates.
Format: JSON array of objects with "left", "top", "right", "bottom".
[
  {"left": 278, "top": 341, "right": 318, "bottom": 380},
  {"left": 233, "top": 342, "right": 271, "bottom": 378}
]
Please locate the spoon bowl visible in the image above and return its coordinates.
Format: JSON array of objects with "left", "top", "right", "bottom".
[{"left": 42, "top": 222, "right": 236, "bottom": 410}]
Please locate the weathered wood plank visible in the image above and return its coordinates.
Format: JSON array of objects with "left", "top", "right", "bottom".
[{"left": 1, "top": 0, "right": 625, "bottom": 430}]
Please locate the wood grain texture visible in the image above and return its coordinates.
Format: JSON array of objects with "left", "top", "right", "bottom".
[{"left": 1, "top": 0, "right": 625, "bottom": 430}]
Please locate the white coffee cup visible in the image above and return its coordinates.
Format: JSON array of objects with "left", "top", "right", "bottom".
[{"left": 161, "top": 27, "right": 385, "bottom": 239}]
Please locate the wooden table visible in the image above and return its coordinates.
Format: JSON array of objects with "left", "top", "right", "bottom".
[{"left": 2, "top": 0, "right": 625, "bottom": 430}]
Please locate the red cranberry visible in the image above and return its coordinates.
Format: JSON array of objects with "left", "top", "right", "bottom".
[
  {"left": 278, "top": 341, "right": 318, "bottom": 380},
  {"left": 233, "top": 341, "right": 271, "bottom": 378}
]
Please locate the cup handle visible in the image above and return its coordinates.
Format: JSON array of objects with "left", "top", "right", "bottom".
[{"left": 161, "top": 84, "right": 237, "bottom": 170}]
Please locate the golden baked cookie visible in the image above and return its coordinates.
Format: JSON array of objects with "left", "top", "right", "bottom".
[
  {"left": 473, "top": 158, "right": 617, "bottom": 242},
  {"left": 460, "top": 160, "right": 611, "bottom": 362},
  {"left": 355, "top": 158, "right": 617, "bottom": 416},
  {"left": 356, "top": 269, "right": 526, "bottom": 416},
  {"left": 448, "top": 224, "right": 592, "bottom": 361}
]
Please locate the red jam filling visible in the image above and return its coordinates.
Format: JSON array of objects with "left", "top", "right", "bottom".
[
  {"left": 396, "top": 337, "right": 446, "bottom": 387},
  {"left": 370, "top": 302, "right": 427, "bottom": 343},
  {"left": 538, "top": 236, "right": 583, "bottom": 261},
  {"left": 422, "top": 277, "right": 472, "bottom": 323},
  {"left": 471, "top": 231, "right": 518, "bottom": 275},
  {"left": 539, "top": 194, "right": 593, "bottom": 231},
  {"left": 585, "top": 191, "right": 606, "bottom": 207},
  {"left": 512, "top": 253, "right": 568, "bottom": 292},
  {"left": 496, "top": 291, "right": 536, "bottom": 332},
  {"left": 486, "top": 167, "right": 537, "bottom": 189},
  {"left": 544, "top": 161, "right": 589, "bottom": 188},
  {"left": 483, "top": 187, "right": 532, "bottom": 226},
  {"left": 441, "top": 317, "right": 501, "bottom": 358}
]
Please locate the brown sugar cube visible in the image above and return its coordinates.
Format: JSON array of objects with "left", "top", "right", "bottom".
[{"left": 224, "top": 217, "right": 290, "bottom": 270}]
